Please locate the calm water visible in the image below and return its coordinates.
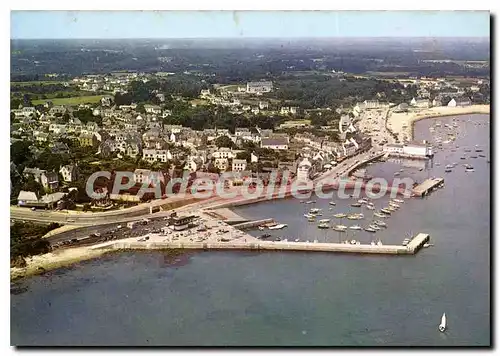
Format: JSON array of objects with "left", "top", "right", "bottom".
[{"left": 11, "top": 114, "right": 490, "bottom": 346}]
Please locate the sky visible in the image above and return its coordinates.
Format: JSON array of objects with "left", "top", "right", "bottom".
[{"left": 11, "top": 11, "right": 490, "bottom": 39}]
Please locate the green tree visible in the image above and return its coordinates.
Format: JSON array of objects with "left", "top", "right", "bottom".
[{"left": 214, "top": 135, "right": 235, "bottom": 148}]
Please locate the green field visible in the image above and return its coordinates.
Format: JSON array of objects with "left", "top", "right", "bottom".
[{"left": 32, "top": 95, "right": 103, "bottom": 106}]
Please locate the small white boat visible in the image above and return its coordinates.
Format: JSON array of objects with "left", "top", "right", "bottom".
[
  {"left": 318, "top": 223, "right": 329, "bottom": 229},
  {"left": 318, "top": 219, "right": 330, "bottom": 223},
  {"left": 393, "top": 199, "right": 404, "bottom": 203},
  {"left": 439, "top": 313, "right": 447, "bottom": 332},
  {"left": 349, "top": 225, "right": 362, "bottom": 230},
  {"left": 305, "top": 201, "right": 315, "bottom": 204},
  {"left": 329, "top": 201, "right": 336, "bottom": 206},
  {"left": 366, "top": 205, "right": 375, "bottom": 210},
  {"left": 268, "top": 224, "right": 287, "bottom": 230},
  {"left": 333, "top": 213, "right": 347, "bottom": 218}
]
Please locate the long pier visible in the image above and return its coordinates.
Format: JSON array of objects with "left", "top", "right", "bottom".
[{"left": 94, "top": 233, "right": 430, "bottom": 256}]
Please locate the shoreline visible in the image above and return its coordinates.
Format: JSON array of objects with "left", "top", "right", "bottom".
[{"left": 387, "top": 105, "right": 490, "bottom": 141}]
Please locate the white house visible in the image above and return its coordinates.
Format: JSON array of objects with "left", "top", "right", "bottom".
[
  {"left": 142, "top": 149, "right": 170, "bottom": 163},
  {"left": 232, "top": 159, "right": 247, "bottom": 172},
  {"left": 59, "top": 165, "right": 78, "bottom": 183},
  {"left": 133, "top": 169, "right": 164, "bottom": 186},
  {"left": 246, "top": 81, "right": 273, "bottom": 94},
  {"left": 212, "top": 148, "right": 236, "bottom": 159},
  {"left": 296, "top": 157, "right": 312, "bottom": 182},
  {"left": 214, "top": 158, "right": 229, "bottom": 171}
]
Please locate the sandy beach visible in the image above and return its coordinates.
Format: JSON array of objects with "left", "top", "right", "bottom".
[{"left": 387, "top": 104, "right": 490, "bottom": 141}]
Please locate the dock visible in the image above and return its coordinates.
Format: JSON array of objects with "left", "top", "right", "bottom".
[
  {"left": 95, "top": 233, "right": 432, "bottom": 256},
  {"left": 232, "top": 218, "right": 275, "bottom": 230},
  {"left": 412, "top": 178, "right": 444, "bottom": 197}
]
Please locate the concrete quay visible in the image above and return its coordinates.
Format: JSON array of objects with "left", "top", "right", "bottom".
[
  {"left": 94, "top": 233, "right": 431, "bottom": 256},
  {"left": 412, "top": 178, "right": 445, "bottom": 197}
]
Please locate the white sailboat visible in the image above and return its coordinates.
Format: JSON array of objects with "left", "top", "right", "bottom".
[{"left": 438, "top": 313, "right": 447, "bottom": 332}]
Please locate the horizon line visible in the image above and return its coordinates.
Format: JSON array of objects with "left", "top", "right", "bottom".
[{"left": 11, "top": 36, "right": 491, "bottom": 40}]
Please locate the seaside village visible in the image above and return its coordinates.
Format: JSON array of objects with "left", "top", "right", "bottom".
[
  {"left": 11, "top": 72, "right": 489, "bottom": 213},
  {"left": 8, "top": 69, "right": 491, "bottom": 268}
]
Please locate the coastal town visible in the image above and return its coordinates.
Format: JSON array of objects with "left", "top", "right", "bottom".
[
  {"left": 10, "top": 67, "right": 490, "bottom": 278},
  {"left": 9, "top": 11, "right": 492, "bottom": 348}
]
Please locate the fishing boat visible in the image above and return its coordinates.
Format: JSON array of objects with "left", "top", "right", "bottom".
[
  {"left": 349, "top": 225, "right": 362, "bottom": 230},
  {"left": 369, "top": 224, "right": 381, "bottom": 231},
  {"left": 393, "top": 198, "right": 404, "bottom": 203},
  {"left": 333, "top": 213, "right": 347, "bottom": 218},
  {"left": 374, "top": 212, "right": 388, "bottom": 218},
  {"left": 445, "top": 168, "right": 452, "bottom": 173},
  {"left": 394, "top": 172, "right": 400, "bottom": 177},
  {"left": 460, "top": 156, "right": 466, "bottom": 160},
  {"left": 318, "top": 219, "right": 330, "bottom": 223},
  {"left": 351, "top": 202, "right": 362, "bottom": 207},
  {"left": 470, "top": 155, "right": 478, "bottom": 159},
  {"left": 479, "top": 154, "right": 486, "bottom": 158},
  {"left": 438, "top": 313, "right": 447, "bottom": 332},
  {"left": 305, "top": 200, "right": 315, "bottom": 204},
  {"left": 357, "top": 199, "right": 366, "bottom": 204},
  {"left": 366, "top": 205, "right": 375, "bottom": 210},
  {"left": 419, "top": 168, "right": 424, "bottom": 171},
  {"left": 364, "top": 227, "right": 377, "bottom": 233},
  {"left": 329, "top": 201, "right": 336, "bottom": 206},
  {"left": 309, "top": 208, "right": 321, "bottom": 214},
  {"left": 389, "top": 202, "right": 400, "bottom": 208},
  {"left": 465, "top": 167, "right": 475, "bottom": 172},
  {"left": 318, "top": 223, "right": 329, "bottom": 229},
  {"left": 307, "top": 216, "right": 316, "bottom": 222},
  {"left": 268, "top": 224, "right": 287, "bottom": 230}
]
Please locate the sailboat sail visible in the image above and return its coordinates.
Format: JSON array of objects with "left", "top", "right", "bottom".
[{"left": 438, "top": 313, "right": 447, "bottom": 332}]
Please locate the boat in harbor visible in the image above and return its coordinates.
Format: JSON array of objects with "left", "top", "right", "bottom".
[
  {"left": 349, "top": 225, "right": 362, "bottom": 230},
  {"left": 347, "top": 213, "right": 364, "bottom": 220},
  {"left": 333, "top": 225, "right": 348, "bottom": 232},
  {"left": 393, "top": 198, "right": 404, "bottom": 203},
  {"left": 318, "top": 219, "right": 330, "bottom": 223},
  {"left": 333, "top": 213, "right": 347, "bottom": 218},
  {"left": 438, "top": 313, "right": 447, "bottom": 333},
  {"left": 464, "top": 148, "right": 472, "bottom": 152},
  {"left": 364, "top": 227, "right": 377, "bottom": 233},
  {"left": 268, "top": 224, "right": 287, "bottom": 230},
  {"left": 374, "top": 212, "right": 389, "bottom": 218},
  {"left": 318, "top": 223, "right": 329, "bottom": 229},
  {"left": 305, "top": 200, "right": 315, "bottom": 204},
  {"left": 307, "top": 216, "right": 316, "bottom": 222},
  {"left": 465, "top": 166, "right": 475, "bottom": 172},
  {"left": 329, "top": 201, "right": 336, "bottom": 206},
  {"left": 374, "top": 220, "right": 387, "bottom": 227},
  {"left": 470, "top": 155, "right": 478, "bottom": 159},
  {"left": 351, "top": 202, "right": 362, "bottom": 207},
  {"left": 380, "top": 208, "right": 392, "bottom": 215},
  {"left": 479, "top": 154, "right": 486, "bottom": 158},
  {"left": 259, "top": 234, "right": 272, "bottom": 239},
  {"left": 389, "top": 202, "right": 400, "bottom": 208},
  {"left": 366, "top": 205, "right": 375, "bottom": 210},
  {"left": 445, "top": 168, "right": 452, "bottom": 173},
  {"left": 369, "top": 224, "right": 381, "bottom": 231},
  {"left": 394, "top": 172, "right": 400, "bottom": 177}
]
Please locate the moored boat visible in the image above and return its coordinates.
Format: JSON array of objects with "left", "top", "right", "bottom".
[{"left": 333, "top": 213, "right": 347, "bottom": 218}]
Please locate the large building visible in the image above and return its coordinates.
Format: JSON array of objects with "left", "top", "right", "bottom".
[
  {"left": 246, "top": 81, "right": 273, "bottom": 94},
  {"left": 261, "top": 137, "right": 289, "bottom": 150},
  {"left": 383, "top": 141, "right": 433, "bottom": 159}
]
